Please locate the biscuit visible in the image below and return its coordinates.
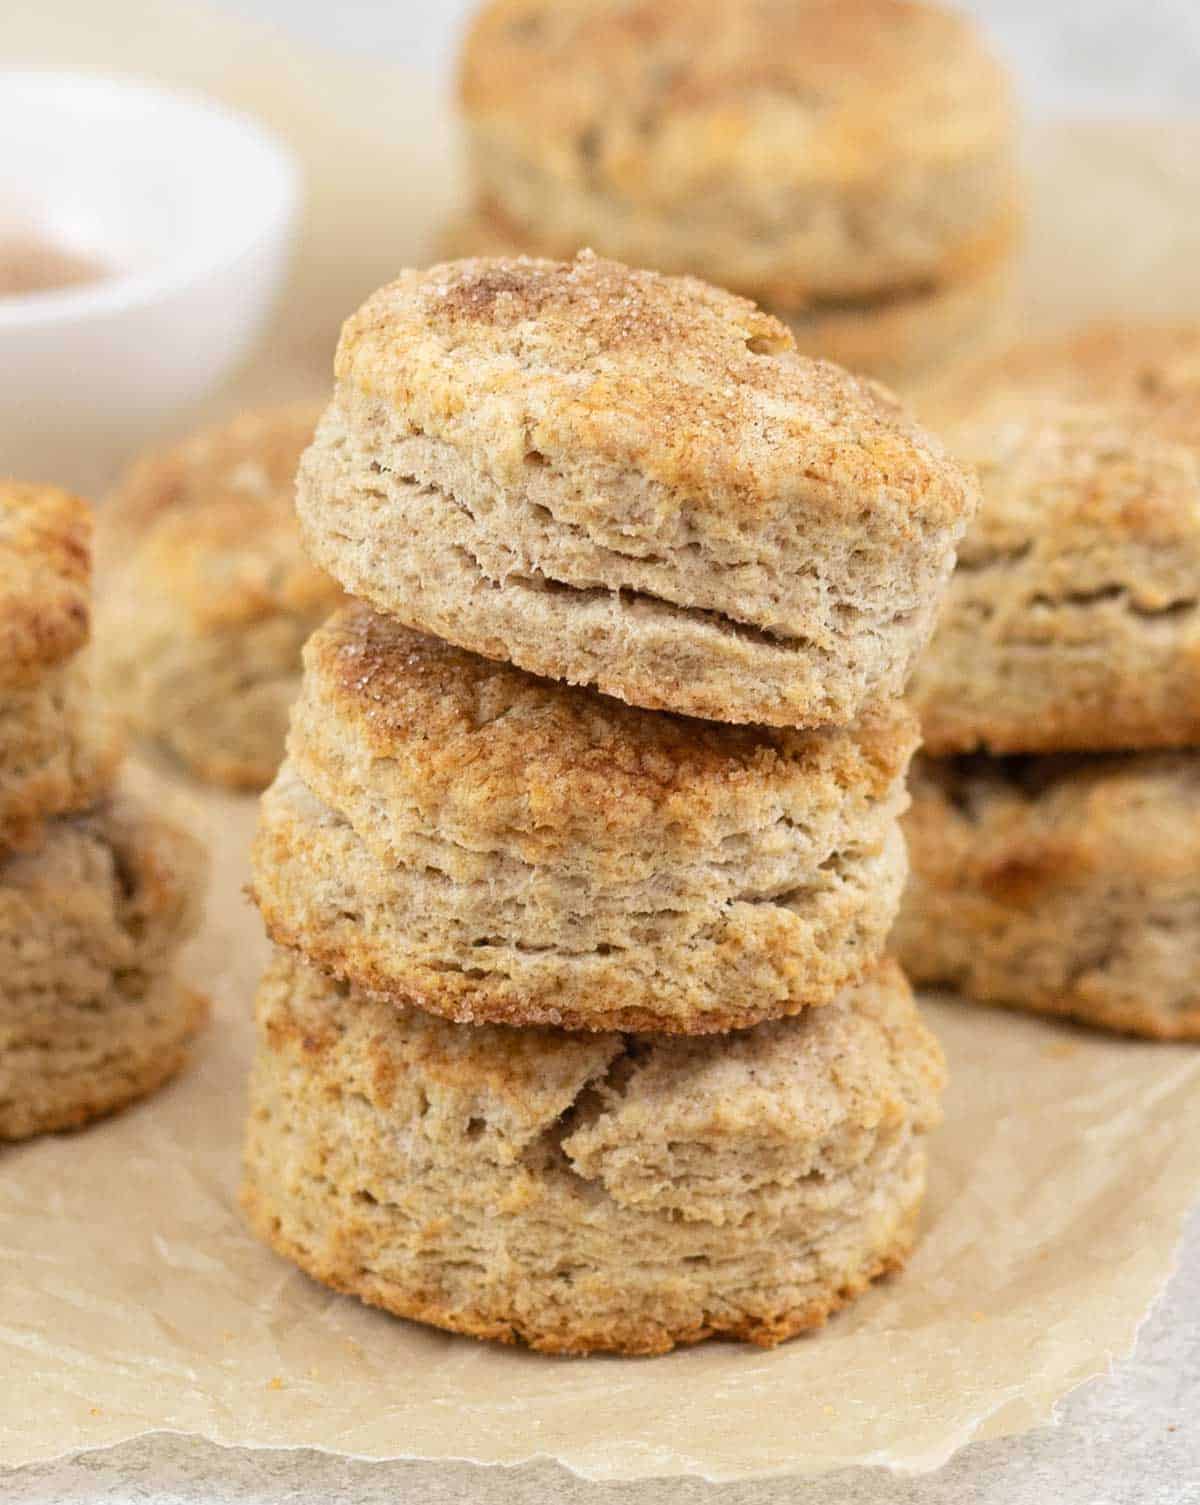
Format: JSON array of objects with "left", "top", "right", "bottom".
[
  {"left": 0, "top": 790, "right": 208, "bottom": 1137},
  {"left": 0, "top": 484, "right": 121, "bottom": 849},
  {"left": 908, "top": 396, "right": 1200, "bottom": 755},
  {"left": 894, "top": 753, "right": 1200, "bottom": 1039},
  {"left": 252, "top": 606, "right": 917, "bottom": 1032},
  {"left": 439, "top": 205, "right": 1018, "bottom": 389},
  {"left": 99, "top": 405, "right": 343, "bottom": 789},
  {"left": 458, "top": 0, "right": 1017, "bottom": 313},
  {"left": 242, "top": 950, "right": 944, "bottom": 1355},
  {"left": 297, "top": 254, "right": 977, "bottom": 727}
]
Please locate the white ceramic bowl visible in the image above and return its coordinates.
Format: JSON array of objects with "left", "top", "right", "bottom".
[{"left": 0, "top": 70, "right": 300, "bottom": 489}]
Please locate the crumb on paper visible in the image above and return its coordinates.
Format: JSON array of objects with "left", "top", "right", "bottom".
[{"left": 267, "top": 1377, "right": 284, "bottom": 1392}]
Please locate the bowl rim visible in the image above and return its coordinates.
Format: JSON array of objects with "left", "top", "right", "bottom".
[{"left": 0, "top": 67, "right": 302, "bottom": 329}]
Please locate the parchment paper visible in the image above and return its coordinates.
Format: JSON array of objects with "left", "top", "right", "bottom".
[{"left": 3, "top": 0, "right": 1200, "bottom": 1484}]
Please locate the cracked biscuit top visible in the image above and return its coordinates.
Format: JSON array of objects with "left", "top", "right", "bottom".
[
  {"left": 908, "top": 393, "right": 1200, "bottom": 754},
  {"left": 0, "top": 482, "right": 92, "bottom": 690}
]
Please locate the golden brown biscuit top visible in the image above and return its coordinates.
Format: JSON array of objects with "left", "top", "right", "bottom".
[
  {"left": 948, "top": 395, "right": 1200, "bottom": 569},
  {"left": 462, "top": 0, "right": 1012, "bottom": 187},
  {"left": 107, "top": 403, "right": 341, "bottom": 629},
  {"left": 336, "top": 253, "right": 975, "bottom": 529},
  {"left": 304, "top": 603, "right": 917, "bottom": 841},
  {"left": 0, "top": 481, "right": 92, "bottom": 687}
]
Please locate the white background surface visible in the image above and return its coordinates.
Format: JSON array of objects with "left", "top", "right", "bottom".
[{"left": 212, "top": 0, "right": 1200, "bottom": 115}]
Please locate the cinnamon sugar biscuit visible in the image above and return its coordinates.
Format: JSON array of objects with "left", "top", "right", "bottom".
[
  {"left": 242, "top": 951, "right": 944, "bottom": 1355},
  {"left": 0, "top": 790, "right": 207, "bottom": 1137},
  {"left": 439, "top": 205, "right": 1017, "bottom": 388},
  {"left": 99, "top": 405, "right": 342, "bottom": 789},
  {"left": 297, "top": 254, "right": 977, "bottom": 727},
  {"left": 252, "top": 605, "right": 916, "bottom": 1033},
  {"left": 895, "top": 753, "right": 1200, "bottom": 1040}
]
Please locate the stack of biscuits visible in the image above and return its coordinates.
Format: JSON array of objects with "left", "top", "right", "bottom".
[
  {"left": 445, "top": 0, "right": 1021, "bottom": 391},
  {"left": 243, "top": 253, "right": 977, "bottom": 1354},
  {"left": 0, "top": 482, "right": 206, "bottom": 1140},
  {"left": 897, "top": 323, "right": 1200, "bottom": 1039},
  {"left": 98, "top": 404, "right": 342, "bottom": 790}
]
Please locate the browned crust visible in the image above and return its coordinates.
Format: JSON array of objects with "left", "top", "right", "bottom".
[
  {"left": 0, "top": 482, "right": 93, "bottom": 688},
  {"left": 909, "top": 394, "right": 1200, "bottom": 756},
  {"left": 240, "top": 1181, "right": 917, "bottom": 1356},
  {"left": 298, "top": 604, "right": 917, "bottom": 850},
  {"left": 334, "top": 253, "right": 975, "bottom": 534},
  {"left": 0, "top": 988, "right": 209, "bottom": 1141},
  {"left": 462, "top": 0, "right": 1010, "bottom": 157}
]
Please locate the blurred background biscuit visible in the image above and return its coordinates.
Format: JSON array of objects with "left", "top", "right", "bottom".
[
  {"left": 902, "top": 331, "right": 1200, "bottom": 1037},
  {"left": 0, "top": 788, "right": 207, "bottom": 1138},
  {"left": 298, "top": 253, "right": 977, "bottom": 728},
  {"left": 895, "top": 754, "right": 1200, "bottom": 1040},
  {"left": 253, "top": 605, "right": 917, "bottom": 1033},
  {"left": 242, "top": 950, "right": 944, "bottom": 1355},
  {"left": 453, "top": 0, "right": 1021, "bottom": 386},
  {"left": 0, "top": 482, "right": 120, "bottom": 850},
  {"left": 99, "top": 404, "right": 342, "bottom": 790},
  {"left": 908, "top": 395, "right": 1200, "bottom": 756}
]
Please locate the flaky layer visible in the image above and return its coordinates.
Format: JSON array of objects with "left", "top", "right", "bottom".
[
  {"left": 242, "top": 952, "right": 943, "bottom": 1355},
  {"left": 896, "top": 753, "right": 1200, "bottom": 1038},
  {"left": 460, "top": 0, "right": 1017, "bottom": 306},
  {"left": 253, "top": 763, "right": 908, "bottom": 1031},
  {"left": 0, "top": 787, "right": 205, "bottom": 1017}
]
